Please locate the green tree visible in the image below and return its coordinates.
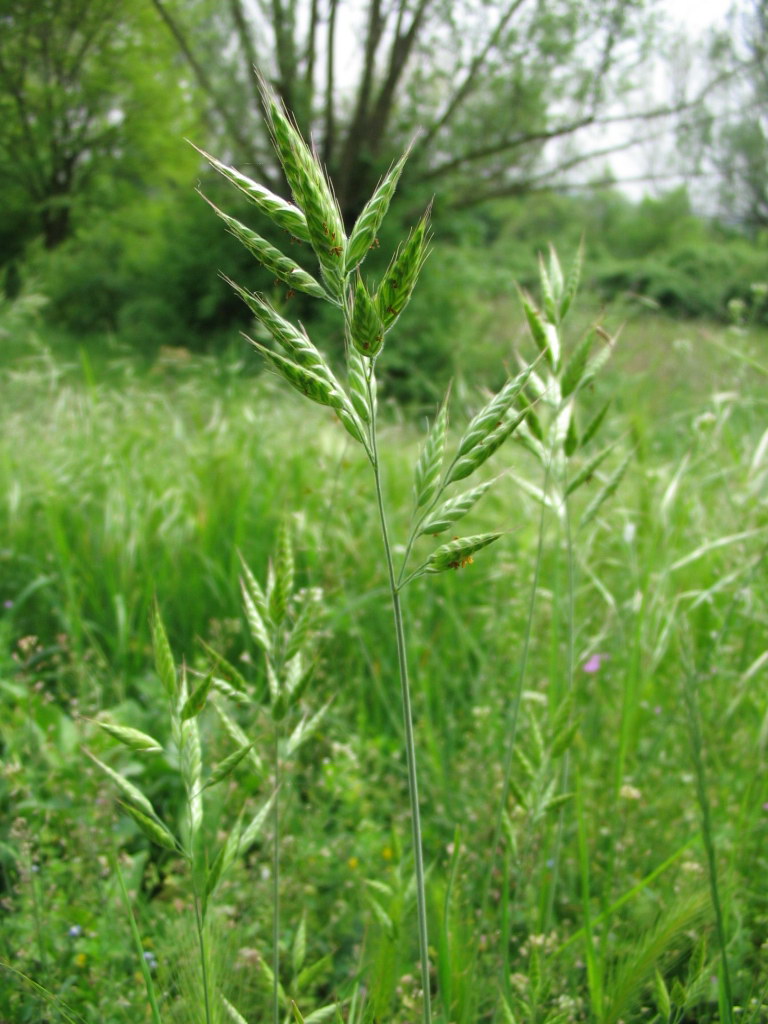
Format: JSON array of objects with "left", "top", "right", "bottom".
[
  {"left": 684, "top": 0, "right": 768, "bottom": 232},
  {"left": 715, "top": 1, "right": 768, "bottom": 230},
  {"left": 151, "top": 0, "right": 703, "bottom": 224},
  {"left": 0, "top": 0, "right": 199, "bottom": 253}
]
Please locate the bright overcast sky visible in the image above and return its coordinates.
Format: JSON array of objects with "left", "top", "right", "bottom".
[{"left": 664, "top": 0, "right": 734, "bottom": 32}]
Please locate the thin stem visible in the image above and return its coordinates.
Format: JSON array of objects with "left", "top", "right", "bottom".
[
  {"left": 29, "top": 856, "right": 47, "bottom": 974},
  {"left": 682, "top": 661, "right": 734, "bottom": 1023},
  {"left": 397, "top": 476, "right": 447, "bottom": 589},
  {"left": 543, "top": 462, "right": 576, "bottom": 930},
  {"left": 273, "top": 725, "right": 281, "bottom": 1024},
  {"left": 368, "top": 378, "right": 432, "bottom": 1024},
  {"left": 112, "top": 851, "right": 163, "bottom": 1024},
  {"left": 483, "top": 454, "right": 553, "bottom": 911},
  {"left": 193, "top": 891, "right": 213, "bottom": 1024},
  {"left": 181, "top": 718, "right": 212, "bottom": 1024}
]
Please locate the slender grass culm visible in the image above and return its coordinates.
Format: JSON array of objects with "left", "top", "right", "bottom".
[{"left": 194, "top": 85, "right": 544, "bottom": 1023}]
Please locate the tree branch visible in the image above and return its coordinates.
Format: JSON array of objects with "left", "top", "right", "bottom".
[
  {"left": 337, "top": 0, "right": 387, "bottom": 204},
  {"left": 150, "top": 0, "right": 269, "bottom": 178},
  {"left": 365, "top": 0, "right": 433, "bottom": 149},
  {"left": 447, "top": 122, "right": 706, "bottom": 207},
  {"left": 417, "top": 66, "right": 747, "bottom": 188},
  {"left": 413, "top": 0, "right": 528, "bottom": 159},
  {"left": 228, "top": 0, "right": 264, "bottom": 112}
]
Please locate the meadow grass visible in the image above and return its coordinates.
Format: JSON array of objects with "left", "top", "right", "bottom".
[{"left": 1, "top": 246, "right": 767, "bottom": 1019}]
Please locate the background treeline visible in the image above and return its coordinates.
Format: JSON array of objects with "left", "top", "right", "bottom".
[
  {"left": 14, "top": 184, "right": 768, "bottom": 353},
  {"left": 2, "top": 0, "right": 768, "bottom": 393}
]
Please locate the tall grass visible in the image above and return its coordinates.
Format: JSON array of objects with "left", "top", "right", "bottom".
[{"left": 1, "top": 140, "right": 767, "bottom": 1021}]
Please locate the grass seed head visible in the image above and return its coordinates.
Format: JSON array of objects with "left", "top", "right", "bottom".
[
  {"left": 228, "top": 280, "right": 338, "bottom": 385},
  {"left": 190, "top": 142, "right": 311, "bottom": 242},
  {"left": 346, "top": 148, "right": 410, "bottom": 272},
  {"left": 350, "top": 275, "right": 385, "bottom": 357},
  {"left": 266, "top": 96, "right": 347, "bottom": 295},
  {"left": 518, "top": 288, "right": 561, "bottom": 371},
  {"left": 203, "top": 197, "right": 327, "bottom": 300},
  {"left": 447, "top": 409, "right": 527, "bottom": 484},
  {"left": 560, "top": 329, "right": 596, "bottom": 399},
  {"left": 247, "top": 337, "right": 346, "bottom": 410},
  {"left": 425, "top": 532, "right": 502, "bottom": 573},
  {"left": 419, "top": 479, "right": 494, "bottom": 536},
  {"left": 413, "top": 391, "right": 449, "bottom": 509},
  {"left": 376, "top": 204, "right": 432, "bottom": 330},
  {"left": 456, "top": 364, "right": 535, "bottom": 459}
]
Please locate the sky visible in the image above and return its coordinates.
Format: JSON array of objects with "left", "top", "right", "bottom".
[
  {"left": 577, "top": 0, "right": 744, "bottom": 203},
  {"left": 664, "top": 0, "right": 734, "bottom": 32}
]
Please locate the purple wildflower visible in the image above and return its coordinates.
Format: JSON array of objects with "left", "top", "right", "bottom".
[{"left": 583, "top": 653, "right": 609, "bottom": 674}]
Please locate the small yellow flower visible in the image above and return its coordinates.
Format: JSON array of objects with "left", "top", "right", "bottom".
[
  {"left": 381, "top": 846, "right": 393, "bottom": 861},
  {"left": 347, "top": 856, "right": 359, "bottom": 870},
  {"left": 74, "top": 953, "right": 88, "bottom": 968}
]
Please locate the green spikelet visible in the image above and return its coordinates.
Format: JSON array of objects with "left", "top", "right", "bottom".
[
  {"left": 376, "top": 205, "right": 431, "bottom": 330},
  {"left": 424, "top": 532, "right": 502, "bottom": 573},
  {"left": 202, "top": 197, "right": 327, "bottom": 299},
  {"left": 561, "top": 329, "right": 595, "bottom": 399},
  {"left": 566, "top": 442, "right": 616, "bottom": 496},
  {"left": 190, "top": 143, "right": 311, "bottom": 241},
  {"left": 246, "top": 336, "right": 345, "bottom": 410},
  {"left": 446, "top": 408, "right": 526, "bottom": 484},
  {"left": 419, "top": 479, "right": 494, "bottom": 535},
  {"left": 455, "top": 364, "right": 534, "bottom": 459},
  {"left": 269, "top": 519, "right": 294, "bottom": 624},
  {"left": 350, "top": 275, "right": 385, "bottom": 357},
  {"left": 226, "top": 280, "right": 336, "bottom": 380},
  {"left": 559, "top": 238, "right": 584, "bottom": 320},
  {"left": 266, "top": 96, "right": 346, "bottom": 296},
  {"left": 346, "top": 148, "right": 410, "bottom": 272},
  {"left": 151, "top": 600, "right": 177, "bottom": 701},
  {"left": 518, "top": 288, "right": 560, "bottom": 370},
  {"left": 98, "top": 722, "right": 163, "bottom": 753},
  {"left": 347, "top": 345, "right": 372, "bottom": 424},
  {"left": 119, "top": 802, "right": 178, "bottom": 852},
  {"left": 413, "top": 389, "right": 449, "bottom": 509},
  {"left": 579, "top": 450, "right": 633, "bottom": 528},
  {"left": 580, "top": 399, "right": 611, "bottom": 450}
]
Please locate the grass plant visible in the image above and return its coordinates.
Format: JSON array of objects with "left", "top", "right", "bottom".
[
  {"left": 1, "top": 96, "right": 767, "bottom": 1024},
  {"left": 193, "top": 88, "right": 619, "bottom": 1024}
]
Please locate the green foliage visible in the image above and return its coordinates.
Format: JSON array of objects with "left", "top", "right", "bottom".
[
  {"left": 0, "top": 0, "right": 200, "bottom": 250},
  {"left": 1, "top": 311, "right": 767, "bottom": 1020},
  {"left": 27, "top": 187, "right": 250, "bottom": 349},
  {"left": 475, "top": 188, "right": 768, "bottom": 326}
]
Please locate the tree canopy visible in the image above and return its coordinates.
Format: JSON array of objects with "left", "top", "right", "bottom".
[
  {"left": 0, "top": 0, "right": 199, "bottom": 251},
  {"left": 151, "top": 0, "right": 705, "bottom": 224}
]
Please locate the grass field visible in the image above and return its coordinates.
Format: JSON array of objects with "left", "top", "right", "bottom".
[{"left": 1, "top": 307, "right": 767, "bottom": 1023}]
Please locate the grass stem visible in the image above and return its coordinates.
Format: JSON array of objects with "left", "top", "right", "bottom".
[
  {"left": 682, "top": 661, "right": 734, "bottom": 1024},
  {"left": 368, "top": 380, "right": 432, "bottom": 1024},
  {"left": 273, "top": 725, "right": 281, "bottom": 1024},
  {"left": 193, "top": 891, "right": 213, "bottom": 1024}
]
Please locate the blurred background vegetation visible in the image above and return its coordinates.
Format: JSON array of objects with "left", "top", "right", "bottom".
[{"left": 1, "top": 0, "right": 767, "bottom": 389}]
